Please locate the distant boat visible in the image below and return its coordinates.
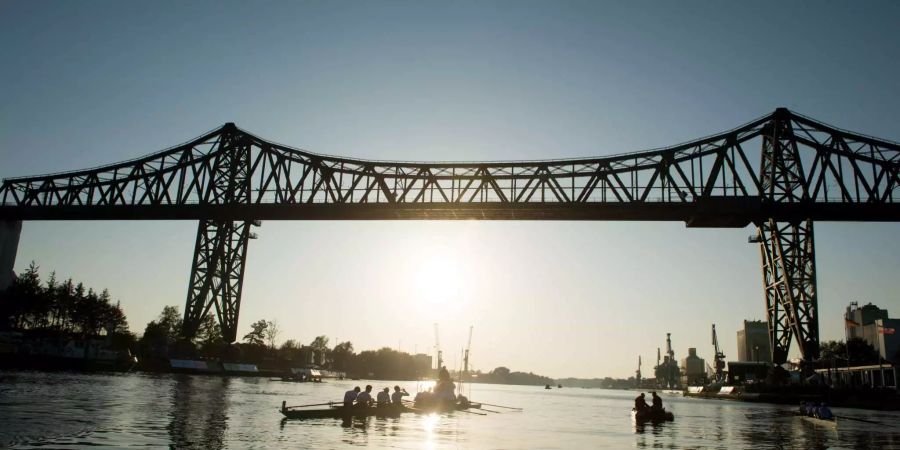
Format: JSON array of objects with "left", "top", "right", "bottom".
[
  {"left": 545, "top": 384, "right": 552, "bottom": 390},
  {"left": 557, "top": 384, "right": 562, "bottom": 388}
]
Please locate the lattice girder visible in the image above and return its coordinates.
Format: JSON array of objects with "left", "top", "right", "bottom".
[{"left": 1, "top": 110, "right": 896, "bottom": 223}]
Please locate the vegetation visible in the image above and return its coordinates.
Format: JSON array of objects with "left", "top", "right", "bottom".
[
  {"left": 819, "top": 338, "right": 881, "bottom": 366},
  {"left": 0, "top": 262, "right": 132, "bottom": 344},
  {"left": 472, "top": 366, "right": 555, "bottom": 386}
]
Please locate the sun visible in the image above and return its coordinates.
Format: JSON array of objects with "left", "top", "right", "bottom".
[{"left": 413, "top": 256, "right": 462, "bottom": 308}]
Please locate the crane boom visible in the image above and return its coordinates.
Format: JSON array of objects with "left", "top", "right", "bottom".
[
  {"left": 433, "top": 323, "right": 443, "bottom": 371},
  {"left": 463, "top": 325, "right": 473, "bottom": 373}
]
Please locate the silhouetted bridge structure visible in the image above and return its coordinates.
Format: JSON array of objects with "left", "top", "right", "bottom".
[{"left": 1, "top": 108, "right": 898, "bottom": 364}]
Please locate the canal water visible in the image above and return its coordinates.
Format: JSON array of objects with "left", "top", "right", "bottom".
[{"left": 1, "top": 371, "right": 898, "bottom": 449}]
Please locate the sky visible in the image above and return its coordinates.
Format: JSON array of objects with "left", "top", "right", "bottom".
[{"left": 1, "top": 1, "right": 899, "bottom": 378}]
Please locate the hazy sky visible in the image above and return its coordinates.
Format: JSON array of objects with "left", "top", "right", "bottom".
[{"left": 1, "top": 1, "right": 898, "bottom": 378}]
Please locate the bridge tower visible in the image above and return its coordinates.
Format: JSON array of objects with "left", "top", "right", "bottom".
[
  {"left": 755, "top": 108, "right": 819, "bottom": 364},
  {"left": 0, "top": 220, "right": 22, "bottom": 291},
  {"left": 181, "top": 124, "right": 258, "bottom": 343}
]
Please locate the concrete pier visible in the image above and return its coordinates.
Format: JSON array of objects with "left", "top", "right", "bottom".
[{"left": 0, "top": 220, "right": 22, "bottom": 291}]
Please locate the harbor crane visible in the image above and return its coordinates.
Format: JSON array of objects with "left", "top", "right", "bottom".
[
  {"left": 433, "top": 323, "right": 443, "bottom": 373},
  {"left": 636, "top": 355, "right": 642, "bottom": 387},
  {"left": 712, "top": 324, "right": 726, "bottom": 383},
  {"left": 654, "top": 333, "right": 680, "bottom": 389},
  {"left": 457, "top": 325, "right": 474, "bottom": 396},
  {"left": 463, "top": 325, "right": 473, "bottom": 375}
]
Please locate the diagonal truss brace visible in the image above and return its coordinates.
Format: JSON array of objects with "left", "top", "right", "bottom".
[
  {"left": 182, "top": 219, "right": 253, "bottom": 343},
  {"left": 757, "top": 219, "right": 819, "bottom": 364}
]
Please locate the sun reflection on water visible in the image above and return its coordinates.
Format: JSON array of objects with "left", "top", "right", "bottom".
[{"left": 420, "top": 413, "right": 440, "bottom": 450}]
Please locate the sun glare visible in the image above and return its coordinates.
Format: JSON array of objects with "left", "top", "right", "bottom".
[{"left": 414, "top": 257, "right": 461, "bottom": 308}]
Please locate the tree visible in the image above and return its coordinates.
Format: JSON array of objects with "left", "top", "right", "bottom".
[
  {"left": 491, "top": 367, "right": 511, "bottom": 378},
  {"left": 15, "top": 261, "right": 42, "bottom": 329},
  {"left": 104, "top": 300, "right": 130, "bottom": 334},
  {"left": 55, "top": 279, "right": 76, "bottom": 332},
  {"left": 309, "top": 335, "right": 331, "bottom": 367},
  {"left": 847, "top": 337, "right": 880, "bottom": 365},
  {"left": 265, "top": 319, "right": 280, "bottom": 349},
  {"left": 138, "top": 305, "right": 184, "bottom": 358},
  {"left": 310, "top": 335, "right": 330, "bottom": 351},
  {"left": 157, "top": 305, "right": 182, "bottom": 337},
  {"left": 280, "top": 339, "right": 300, "bottom": 351},
  {"left": 819, "top": 338, "right": 880, "bottom": 366},
  {"left": 820, "top": 340, "right": 845, "bottom": 362},
  {"left": 196, "top": 313, "right": 222, "bottom": 346},
  {"left": 243, "top": 319, "right": 268, "bottom": 346},
  {"left": 277, "top": 339, "right": 300, "bottom": 362},
  {"left": 331, "top": 341, "right": 354, "bottom": 371}
]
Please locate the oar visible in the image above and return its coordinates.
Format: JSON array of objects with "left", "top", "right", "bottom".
[
  {"left": 479, "top": 408, "right": 501, "bottom": 414},
  {"left": 835, "top": 415, "right": 887, "bottom": 426},
  {"left": 282, "top": 400, "right": 339, "bottom": 410},
  {"left": 479, "top": 402, "right": 523, "bottom": 411},
  {"left": 456, "top": 408, "right": 487, "bottom": 416}
]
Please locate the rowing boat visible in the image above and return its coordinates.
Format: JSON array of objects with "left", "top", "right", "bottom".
[
  {"left": 798, "top": 414, "right": 837, "bottom": 429},
  {"left": 281, "top": 403, "right": 416, "bottom": 419},
  {"left": 281, "top": 401, "right": 483, "bottom": 420},
  {"left": 632, "top": 408, "right": 675, "bottom": 423}
]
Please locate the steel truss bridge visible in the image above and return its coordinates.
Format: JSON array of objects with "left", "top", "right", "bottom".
[{"left": 1, "top": 108, "right": 898, "bottom": 364}]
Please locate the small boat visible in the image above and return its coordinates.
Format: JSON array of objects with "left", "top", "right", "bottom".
[
  {"left": 632, "top": 408, "right": 674, "bottom": 423},
  {"left": 797, "top": 414, "right": 837, "bottom": 429}
]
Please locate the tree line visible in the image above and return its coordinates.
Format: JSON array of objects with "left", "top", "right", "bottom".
[
  {"left": 0, "top": 262, "right": 130, "bottom": 338},
  {"left": 470, "top": 366, "right": 555, "bottom": 386}
]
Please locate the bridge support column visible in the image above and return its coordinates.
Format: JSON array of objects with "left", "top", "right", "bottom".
[
  {"left": 756, "top": 219, "right": 819, "bottom": 365},
  {"left": 0, "top": 220, "right": 22, "bottom": 292},
  {"left": 182, "top": 219, "right": 254, "bottom": 343}
]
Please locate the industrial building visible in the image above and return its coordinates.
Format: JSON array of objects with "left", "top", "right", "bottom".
[
  {"left": 845, "top": 302, "right": 899, "bottom": 363},
  {"left": 736, "top": 320, "right": 772, "bottom": 363},
  {"left": 681, "top": 347, "right": 706, "bottom": 386}
]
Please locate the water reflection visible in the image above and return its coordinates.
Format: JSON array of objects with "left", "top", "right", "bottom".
[
  {"left": 167, "top": 375, "right": 230, "bottom": 450},
  {"left": 371, "top": 416, "right": 402, "bottom": 437}
]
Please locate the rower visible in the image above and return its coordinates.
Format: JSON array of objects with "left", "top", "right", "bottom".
[
  {"left": 343, "top": 386, "right": 361, "bottom": 407},
  {"left": 439, "top": 366, "right": 451, "bottom": 381},
  {"left": 415, "top": 388, "right": 433, "bottom": 408},
  {"left": 650, "top": 391, "right": 663, "bottom": 412},
  {"left": 356, "top": 385, "right": 374, "bottom": 407},
  {"left": 816, "top": 403, "right": 834, "bottom": 420},
  {"left": 634, "top": 393, "right": 649, "bottom": 412},
  {"left": 376, "top": 387, "right": 391, "bottom": 406},
  {"left": 391, "top": 386, "right": 409, "bottom": 405}
]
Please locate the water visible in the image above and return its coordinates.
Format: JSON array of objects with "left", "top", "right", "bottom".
[{"left": 1, "top": 371, "right": 899, "bottom": 449}]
